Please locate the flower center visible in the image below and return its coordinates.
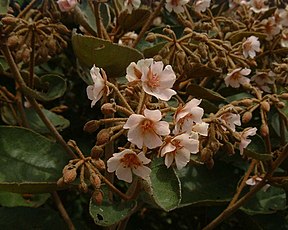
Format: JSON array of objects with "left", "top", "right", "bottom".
[
  {"left": 141, "top": 119, "right": 154, "bottom": 132},
  {"left": 254, "top": 0, "right": 264, "bottom": 9},
  {"left": 231, "top": 71, "right": 241, "bottom": 80},
  {"left": 243, "top": 41, "right": 252, "bottom": 51},
  {"left": 171, "top": 0, "right": 180, "bottom": 6},
  {"left": 120, "top": 153, "right": 141, "bottom": 168},
  {"left": 147, "top": 68, "right": 160, "bottom": 88}
]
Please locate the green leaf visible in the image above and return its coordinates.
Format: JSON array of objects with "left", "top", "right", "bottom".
[
  {"left": 0, "top": 192, "right": 50, "bottom": 208},
  {"left": 143, "top": 42, "right": 167, "bottom": 58},
  {"left": 0, "top": 0, "right": 9, "bottom": 14},
  {"left": 0, "top": 56, "right": 9, "bottom": 71},
  {"left": 144, "top": 158, "right": 181, "bottom": 211},
  {"left": 184, "top": 63, "right": 222, "bottom": 79},
  {"left": 187, "top": 84, "right": 225, "bottom": 101},
  {"left": 89, "top": 196, "right": 137, "bottom": 227},
  {"left": 241, "top": 186, "right": 287, "bottom": 214},
  {"left": 0, "top": 126, "right": 70, "bottom": 193},
  {"left": 72, "top": 32, "right": 144, "bottom": 77},
  {"left": 178, "top": 161, "right": 241, "bottom": 207},
  {"left": 243, "top": 134, "right": 272, "bottom": 161},
  {"left": 0, "top": 207, "right": 67, "bottom": 229},
  {"left": 252, "top": 212, "right": 288, "bottom": 230}
]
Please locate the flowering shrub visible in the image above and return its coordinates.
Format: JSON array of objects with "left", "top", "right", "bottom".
[{"left": 0, "top": 0, "right": 288, "bottom": 229}]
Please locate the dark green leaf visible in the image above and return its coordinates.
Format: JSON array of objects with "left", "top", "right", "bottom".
[
  {"left": 0, "top": 0, "right": 9, "bottom": 14},
  {"left": 187, "top": 84, "right": 225, "bottom": 101},
  {"left": 89, "top": 195, "right": 137, "bottom": 227},
  {"left": 252, "top": 212, "right": 288, "bottom": 230},
  {"left": 184, "top": 63, "right": 222, "bottom": 79},
  {"left": 241, "top": 186, "right": 287, "bottom": 214},
  {"left": 0, "top": 56, "right": 9, "bottom": 71},
  {"left": 0, "top": 192, "right": 50, "bottom": 208},
  {"left": 143, "top": 42, "right": 167, "bottom": 58},
  {"left": 144, "top": 158, "right": 181, "bottom": 211},
  {"left": 72, "top": 32, "right": 144, "bottom": 77},
  {"left": 243, "top": 134, "right": 272, "bottom": 161},
  {"left": 0, "top": 126, "right": 70, "bottom": 193}
]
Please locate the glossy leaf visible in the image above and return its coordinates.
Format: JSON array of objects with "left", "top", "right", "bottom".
[
  {"left": 0, "top": 126, "right": 70, "bottom": 193},
  {"left": 0, "top": 0, "right": 9, "bottom": 14},
  {"left": 89, "top": 195, "right": 137, "bottom": 227},
  {"left": 241, "top": 186, "right": 287, "bottom": 214},
  {"left": 72, "top": 32, "right": 144, "bottom": 77},
  {"left": 0, "top": 192, "right": 50, "bottom": 208},
  {"left": 187, "top": 84, "right": 225, "bottom": 101},
  {"left": 144, "top": 158, "right": 181, "bottom": 211},
  {"left": 178, "top": 161, "right": 241, "bottom": 207}
]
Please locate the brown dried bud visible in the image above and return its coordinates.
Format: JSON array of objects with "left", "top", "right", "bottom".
[
  {"left": 101, "top": 103, "right": 116, "bottom": 115},
  {"left": 260, "top": 101, "right": 270, "bottom": 112},
  {"left": 90, "top": 173, "right": 101, "bottom": 189},
  {"left": 83, "top": 120, "right": 101, "bottom": 133},
  {"left": 145, "top": 33, "right": 157, "bottom": 42},
  {"left": 163, "top": 27, "right": 174, "bottom": 35},
  {"left": 153, "top": 55, "right": 162, "bottom": 61},
  {"left": 175, "top": 50, "right": 186, "bottom": 66},
  {"left": 183, "top": 27, "right": 193, "bottom": 34},
  {"left": 57, "top": 177, "right": 65, "bottom": 187},
  {"left": 79, "top": 182, "right": 89, "bottom": 193},
  {"left": 240, "top": 99, "right": 253, "bottom": 106},
  {"left": 276, "top": 101, "right": 285, "bottom": 109},
  {"left": 56, "top": 24, "right": 70, "bottom": 34},
  {"left": 1, "top": 15, "right": 18, "bottom": 25},
  {"left": 92, "top": 190, "right": 103, "bottom": 205},
  {"left": 47, "top": 38, "right": 57, "bottom": 54},
  {"left": 198, "top": 43, "right": 208, "bottom": 59},
  {"left": 91, "top": 145, "right": 103, "bottom": 159},
  {"left": 63, "top": 165, "right": 77, "bottom": 184},
  {"left": 260, "top": 124, "right": 269, "bottom": 137},
  {"left": 224, "top": 142, "right": 235, "bottom": 155},
  {"left": 210, "top": 140, "right": 221, "bottom": 152},
  {"left": 279, "top": 93, "right": 288, "bottom": 100},
  {"left": 96, "top": 128, "right": 112, "bottom": 145},
  {"left": 91, "top": 159, "right": 106, "bottom": 171},
  {"left": 242, "top": 111, "right": 253, "bottom": 124},
  {"left": 7, "top": 35, "right": 19, "bottom": 47},
  {"left": 22, "top": 47, "right": 31, "bottom": 63},
  {"left": 200, "top": 147, "right": 213, "bottom": 162}
]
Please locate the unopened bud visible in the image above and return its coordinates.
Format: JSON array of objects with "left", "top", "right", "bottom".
[
  {"left": 90, "top": 173, "right": 101, "bottom": 189},
  {"left": 200, "top": 147, "right": 213, "bottom": 162},
  {"left": 224, "top": 142, "right": 235, "bottom": 155},
  {"left": 210, "top": 140, "right": 221, "bottom": 152},
  {"left": 79, "top": 181, "right": 88, "bottom": 193},
  {"left": 1, "top": 15, "right": 18, "bottom": 25},
  {"left": 7, "top": 35, "right": 19, "bottom": 47},
  {"left": 276, "top": 101, "right": 285, "bottom": 109},
  {"left": 279, "top": 93, "right": 288, "bottom": 100},
  {"left": 240, "top": 99, "right": 253, "bottom": 106},
  {"left": 91, "top": 159, "right": 106, "bottom": 171},
  {"left": 153, "top": 55, "right": 162, "bottom": 61},
  {"left": 242, "top": 111, "right": 253, "bottom": 123},
  {"left": 22, "top": 47, "right": 31, "bottom": 63},
  {"left": 57, "top": 177, "right": 65, "bottom": 187},
  {"left": 260, "top": 124, "right": 269, "bottom": 137},
  {"left": 101, "top": 103, "right": 116, "bottom": 115},
  {"left": 175, "top": 50, "right": 186, "bottom": 65},
  {"left": 183, "top": 27, "right": 193, "bottom": 34},
  {"left": 145, "top": 33, "right": 157, "bottom": 42},
  {"left": 63, "top": 167, "right": 77, "bottom": 183},
  {"left": 163, "top": 27, "right": 174, "bottom": 35},
  {"left": 96, "top": 129, "right": 112, "bottom": 145},
  {"left": 91, "top": 145, "right": 103, "bottom": 159},
  {"left": 260, "top": 101, "right": 270, "bottom": 112},
  {"left": 83, "top": 120, "right": 100, "bottom": 133},
  {"left": 92, "top": 190, "right": 103, "bottom": 205}
]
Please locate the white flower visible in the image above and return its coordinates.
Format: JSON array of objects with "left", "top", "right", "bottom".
[
  {"left": 251, "top": 70, "right": 275, "bottom": 93},
  {"left": 57, "top": 0, "right": 77, "bottom": 12},
  {"left": 123, "top": 0, "right": 141, "bottom": 14},
  {"left": 160, "top": 133, "right": 199, "bottom": 170},
  {"left": 191, "top": 122, "right": 209, "bottom": 136},
  {"left": 194, "top": 0, "right": 211, "bottom": 13},
  {"left": 118, "top": 31, "right": 138, "bottom": 47},
  {"left": 239, "top": 127, "right": 257, "bottom": 155},
  {"left": 261, "top": 17, "right": 281, "bottom": 41},
  {"left": 246, "top": 176, "right": 262, "bottom": 186},
  {"left": 86, "top": 65, "right": 109, "bottom": 108},
  {"left": 249, "top": 0, "right": 269, "bottom": 13},
  {"left": 123, "top": 109, "right": 170, "bottom": 149},
  {"left": 242, "top": 36, "right": 261, "bottom": 58},
  {"left": 224, "top": 68, "right": 251, "bottom": 88},
  {"left": 107, "top": 149, "right": 151, "bottom": 183},
  {"left": 219, "top": 112, "right": 241, "bottom": 132},
  {"left": 165, "top": 0, "right": 189, "bottom": 14},
  {"left": 174, "top": 99, "right": 204, "bottom": 134},
  {"left": 126, "top": 58, "right": 153, "bottom": 83},
  {"left": 141, "top": 61, "right": 177, "bottom": 101}
]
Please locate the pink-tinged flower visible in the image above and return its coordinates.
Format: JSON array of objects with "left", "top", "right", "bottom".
[
  {"left": 261, "top": 17, "right": 281, "bottom": 41},
  {"left": 281, "top": 29, "right": 288, "bottom": 48},
  {"left": 126, "top": 58, "right": 153, "bottom": 83},
  {"left": 57, "top": 0, "right": 77, "bottom": 12},
  {"left": 246, "top": 175, "right": 270, "bottom": 191},
  {"left": 194, "top": 0, "right": 211, "bottom": 13},
  {"left": 141, "top": 61, "right": 177, "bottom": 101},
  {"left": 219, "top": 112, "right": 241, "bottom": 132},
  {"left": 165, "top": 0, "right": 189, "bottom": 14},
  {"left": 86, "top": 65, "right": 109, "bottom": 108},
  {"left": 251, "top": 70, "right": 275, "bottom": 93},
  {"left": 118, "top": 31, "right": 138, "bottom": 47},
  {"left": 249, "top": 0, "right": 269, "bottom": 13},
  {"left": 242, "top": 36, "right": 261, "bottom": 58},
  {"left": 107, "top": 149, "right": 151, "bottom": 183},
  {"left": 191, "top": 122, "right": 209, "bottom": 136},
  {"left": 239, "top": 127, "right": 257, "bottom": 155},
  {"left": 224, "top": 68, "right": 251, "bottom": 88},
  {"left": 123, "top": 0, "right": 141, "bottom": 14},
  {"left": 278, "top": 9, "right": 288, "bottom": 27},
  {"left": 160, "top": 133, "right": 199, "bottom": 170},
  {"left": 123, "top": 109, "right": 170, "bottom": 149},
  {"left": 174, "top": 99, "right": 204, "bottom": 134}
]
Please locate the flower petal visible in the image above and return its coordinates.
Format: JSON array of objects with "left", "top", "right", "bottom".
[{"left": 116, "top": 166, "right": 133, "bottom": 183}]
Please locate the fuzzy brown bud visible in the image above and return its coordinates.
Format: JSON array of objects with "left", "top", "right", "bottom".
[
  {"left": 91, "top": 159, "right": 106, "bottom": 171},
  {"left": 276, "top": 101, "right": 285, "bottom": 109},
  {"left": 7, "top": 35, "right": 19, "bottom": 47},
  {"left": 57, "top": 177, "right": 66, "bottom": 187},
  {"left": 79, "top": 182, "right": 89, "bottom": 193},
  {"left": 63, "top": 165, "right": 77, "bottom": 184},
  {"left": 83, "top": 120, "right": 101, "bottom": 133},
  {"left": 101, "top": 103, "right": 116, "bottom": 115},
  {"left": 183, "top": 27, "right": 193, "bottom": 34},
  {"left": 260, "top": 124, "right": 269, "bottom": 137},
  {"left": 96, "top": 129, "right": 112, "bottom": 145},
  {"left": 200, "top": 147, "right": 213, "bottom": 162},
  {"left": 153, "top": 55, "right": 162, "bottom": 61},
  {"left": 242, "top": 111, "right": 253, "bottom": 124},
  {"left": 145, "top": 33, "right": 157, "bottom": 42},
  {"left": 240, "top": 99, "right": 253, "bottom": 106},
  {"left": 279, "top": 93, "right": 288, "bottom": 100},
  {"left": 91, "top": 145, "right": 103, "bottom": 159},
  {"left": 92, "top": 190, "right": 103, "bottom": 205},
  {"left": 224, "top": 142, "right": 235, "bottom": 155},
  {"left": 1, "top": 15, "right": 18, "bottom": 25},
  {"left": 210, "top": 140, "right": 221, "bottom": 152},
  {"left": 260, "top": 101, "right": 270, "bottom": 112},
  {"left": 90, "top": 173, "right": 102, "bottom": 189}
]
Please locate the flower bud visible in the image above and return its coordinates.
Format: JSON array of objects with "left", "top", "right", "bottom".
[
  {"left": 90, "top": 173, "right": 101, "bottom": 189},
  {"left": 83, "top": 120, "right": 101, "bottom": 133},
  {"left": 279, "top": 93, "right": 288, "bottom": 100},
  {"left": 101, "top": 103, "right": 116, "bottom": 115},
  {"left": 91, "top": 145, "right": 103, "bottom": 159},
  {"left": 276, "top": 101, "right": 285, "bottom": 109},
  {"left": 79, "top": 182, "right": 88, "bottom": 193},
  {"left": 260, "top": 124, "right": 269, "bottom": 137},
  {"left": 92, "top": 190, "right": 103, "bottom": 205},
  {"left": 242, "top": 111, "right": 253, "bottom": 123},
  {"left": 153, "top": 55, "right": 162, "bottom": 61},
  {"left": 96, "top": 129, "right": 112, "bottom": 145},
  {"left": 200, "top": 147, "right": 213, "bottom": 162},
  {"left": 240, "top": 99, "right": 253, "bottom": 106},
  {"left": 1, "top": 15, "right": 18, "bottom": 25},
  {"left": 183, "top": 27, "right": 193, "bottom": 34},
  {"left": 57, "top": 177, "right": 65, "bottom": 187},
  {"left": 91, "top": 159, "right": 106, "bottom": 171},
  {"left": 7, "top": 35, "right": 19, "bottom": 48},
  {"left": 145, "top": 33, "right": 157, "bottom": 42},
  {"left": 260, "top": 101, "right": 270, "bottom": 112},
  {"left": 210, "top": 140, "right": 221, "bottom": 152},
  {"left": 63, "top": 166, "right": 77, "bottom": 184},
  {"left": 224, "top": 142, "right": 235, "bottom": 155}
]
